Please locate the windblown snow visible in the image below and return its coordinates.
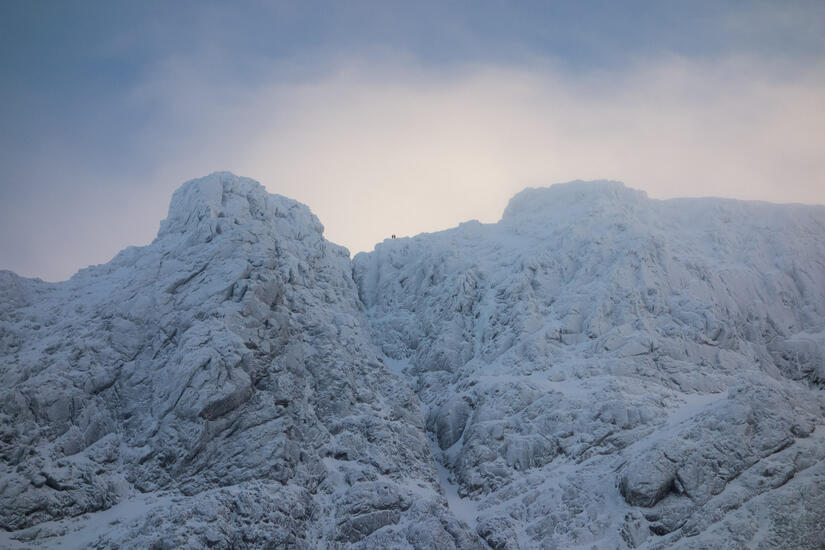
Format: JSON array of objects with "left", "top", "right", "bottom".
[{"left": 1, "top": 173, "right": 824, "bottom": 549}]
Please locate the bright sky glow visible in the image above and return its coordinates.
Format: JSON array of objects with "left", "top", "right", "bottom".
[{"left": 1, "top": 1, "right": 824, "bottom": 281}]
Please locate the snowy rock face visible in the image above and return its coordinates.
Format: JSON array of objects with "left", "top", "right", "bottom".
[
  {"left": 353, "top": 181, "right": 825, "bottom": 549},
  {"left": 0, "top": 173, "right": 480, "bottom": 549},
  {"left": 2, "top": 174, "right": 825, "bottom": 549}
]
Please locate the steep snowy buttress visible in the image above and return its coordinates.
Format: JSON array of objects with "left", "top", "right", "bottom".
[
  {"left": 3, "top": 174, "right": 825, "bottom": 550},
  {"left": 354, "top": 180, "right": 825, "bottom": 549},
  {"left": 0, "top": 173, "right": 481, "bottom": 549}
]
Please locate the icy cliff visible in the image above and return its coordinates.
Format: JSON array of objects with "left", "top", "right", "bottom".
[
  {"left": 353, "top": 180, "right": 825, "bottom": 549},
  {"left": 0, "top": 173, "right": 480, "bottom": 549},
  {"left": 2, "top": 174, "right": 824, "bottom": 549}
]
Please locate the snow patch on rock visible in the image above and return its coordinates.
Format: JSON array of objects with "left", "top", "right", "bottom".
[
  {"left": 3, "top": 175, "right": 825, "bottom": 549},
  {"left": 0, "top": 172, "right": 481, "bottom": 549},
  {"left": 354, "top": 180, "right": 825, "bottom": 549}
]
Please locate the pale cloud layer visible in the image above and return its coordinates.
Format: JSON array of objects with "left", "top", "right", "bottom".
[
  {"left": 5, "top": 54, "right": 825, "bottom": 281},
  {"left": 2, "top": 2, "right": 824, "bottom": 281},
  {"left": 139, "top": 55, "right": 825, "bottom": 268}
]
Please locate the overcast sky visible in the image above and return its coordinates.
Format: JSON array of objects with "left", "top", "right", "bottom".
[{"left": 2, "top": 1, "right": 824, "bottom": 281}]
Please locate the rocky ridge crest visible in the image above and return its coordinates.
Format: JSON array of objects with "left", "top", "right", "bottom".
[{"left": 2, "top": 173, "right": 825, "bottom": 549}]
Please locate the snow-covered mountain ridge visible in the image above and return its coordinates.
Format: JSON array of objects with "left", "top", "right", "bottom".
[
  {"left": 0, "top": 174, "right": 480, "bottom": 549},
  {"left": 2, "top": 173, "right": 824, "bottom": 549}
]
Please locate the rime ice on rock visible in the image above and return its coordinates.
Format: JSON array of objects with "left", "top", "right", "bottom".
[
  {"left": 0, "top": 173, "right": 482, "bottom": 549},
  {"left": 2, "top": 175, "right": 825, "bottom": 549},
  {"left": 354, "top": 180, "right": 825, "bottom": 550}
]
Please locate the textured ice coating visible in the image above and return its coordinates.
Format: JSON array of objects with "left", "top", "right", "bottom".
[
  {"left": 157, "top": 172, "right": 323, "bottom": 240},
  {"left": 354, "top": 180, "right": 825, "bottom": 549},
  {"left": 2, "top": 174, "right": 825, "bottom": 549},
  {"left": 501, "top": 179, "right": 647, "bottom": 223},
  {"left": 0, "top": 173, "right": 481, "bottom": 549}
]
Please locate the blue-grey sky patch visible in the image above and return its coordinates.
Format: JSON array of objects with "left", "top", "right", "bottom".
[{"left": 1, "top": 1, "right": 824, "bottom": 281}]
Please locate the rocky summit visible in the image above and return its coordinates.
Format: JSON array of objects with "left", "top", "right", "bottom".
[{"left": 2, "top": 173, "right": 824, "bottom": 549}]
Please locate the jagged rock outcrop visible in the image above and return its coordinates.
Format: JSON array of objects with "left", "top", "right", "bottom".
[
  {"left": 0, "top": 173, "right": 481, "bottom": 549},
  {"left": 353, "top": 181, "right": 825, "bottom": 549},
  {"left": 2, "top": 174, "right": 825, "bottom": 549}
]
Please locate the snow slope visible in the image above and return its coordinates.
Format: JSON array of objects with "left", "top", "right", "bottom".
[
  {"left": 353, "top": 180, "right": 825, "bottom": 549},
  {"left": 0, "top": 173, "right": 481, "bottom": 549},
  {"left": 2, "top": 174, "right": 825, "bottom": 549}
]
